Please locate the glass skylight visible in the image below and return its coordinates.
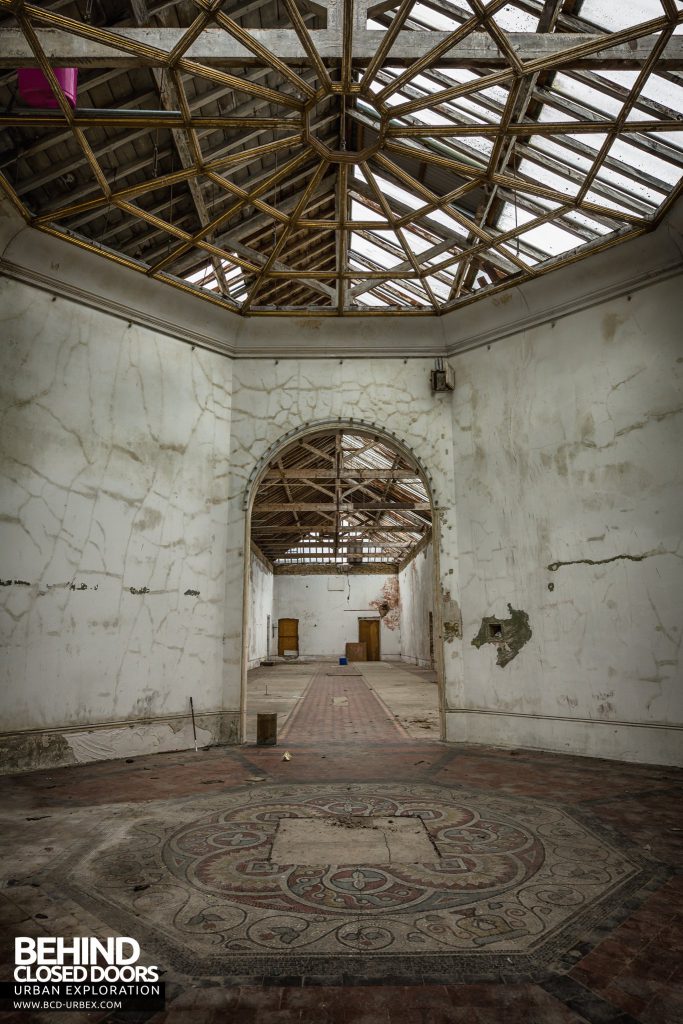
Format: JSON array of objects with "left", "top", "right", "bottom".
[{"left": 6, "top": 0, "right": 681, "bottom": 315}]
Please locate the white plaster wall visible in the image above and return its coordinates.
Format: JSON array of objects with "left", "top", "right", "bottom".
[
  {"left": 0, "top": 277, "right": 233, "bottom": 768},
  {"left": 399, "top": 543, "right": 435, "bottom": 667},
  {"left": 225, "top": 363, "right": 460, "bottom": 732},
  {"left": 2, "top": 207, "right": 680, "bottom": 770},
  {"left": 446, "top": 272, "right": 683, "bottom": 765},
  {"left": 273, "top": 574, "right": 401, "bottom": 659},
  {"left": 248, "top": 551, "right": 274, "bottom": 667}
]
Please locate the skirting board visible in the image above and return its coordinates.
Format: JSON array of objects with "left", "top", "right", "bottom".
[
  {"left": 446, "top": 709, "right": 683, "bottom": 767},
  {"left": 0, "top": 711, "right": 241, "bottom": 775}
]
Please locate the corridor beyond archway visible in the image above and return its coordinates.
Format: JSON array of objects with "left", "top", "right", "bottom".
[{"left": 244, "top": 424, "right": 443, "bottom": 744}]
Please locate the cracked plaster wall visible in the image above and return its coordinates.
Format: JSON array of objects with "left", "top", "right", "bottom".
[
  {"left": 225, "top": 360, "right": 462, "bottom": 719},
  {"left": 399, "top": 542, "right": 435, "bottom": 668},
  {"left": 0, "top": 278, "right": 234, "bottom": 771},
  {"left": 446, "top": 272, "right": 683, "bottom": 765},
  {"left": 2, "top": 226, "right": 681, "bottom": 770}
]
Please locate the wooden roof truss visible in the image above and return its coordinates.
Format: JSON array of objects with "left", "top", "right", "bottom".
[
  {"left": 0, "top": 0, "right": 681, "bottom": 316},
  {"left": 251, "top": 429, "right": 432, "bottom": 572}
]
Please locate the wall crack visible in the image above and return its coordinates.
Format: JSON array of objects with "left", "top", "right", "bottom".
[{"left": 548, "top": 548, "right": 678, "bottom": 572}]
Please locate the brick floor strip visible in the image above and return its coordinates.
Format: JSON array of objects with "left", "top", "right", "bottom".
[{"left": 279, "top": 668, "right": 409, "bottom": 744}]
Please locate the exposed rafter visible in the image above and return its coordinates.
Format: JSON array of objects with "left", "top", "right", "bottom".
[
  {"left": 0, "top": 0, "right": 680, "bottom": 316},
  {"left": 251, "top": 429, "right": 431, "bottom": 571}
]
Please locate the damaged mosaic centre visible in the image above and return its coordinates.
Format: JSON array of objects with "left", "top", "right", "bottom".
[{"left": 0, "top": 0, "right": 682, "bottom": 1021}]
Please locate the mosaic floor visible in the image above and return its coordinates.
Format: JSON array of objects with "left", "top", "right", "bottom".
[
  {"left": 0, "top": 665, "right": 681, "bottom": 1023},
  {"left": 53, "top": 780, "right": 651, "bottom": 981}
]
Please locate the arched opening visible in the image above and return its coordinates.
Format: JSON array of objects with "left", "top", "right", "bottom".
[{"left": 241, "top": 421, "right": 444, "bottom": 745}]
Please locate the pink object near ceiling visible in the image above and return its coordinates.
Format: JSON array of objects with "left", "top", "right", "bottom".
[{"left": 17, "top": 67, "right": 78, "bottom": 108}]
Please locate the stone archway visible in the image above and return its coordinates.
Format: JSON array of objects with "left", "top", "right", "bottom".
[{"left": 240, "top": 418, "right": 446, "bottom": 742}]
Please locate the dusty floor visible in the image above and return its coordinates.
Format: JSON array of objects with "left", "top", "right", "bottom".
[
  {"left": 0, "top": 665, "right": 681, "bottom": 1023},
  {"left": 247, "top": 659, "right": 440, "bottom": 742}
]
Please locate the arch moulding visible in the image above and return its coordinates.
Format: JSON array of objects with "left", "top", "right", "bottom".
[{"left": 238, "top": 417, "right": 447, "bottom": 743}]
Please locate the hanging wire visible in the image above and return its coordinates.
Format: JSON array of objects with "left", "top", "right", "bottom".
[
  {"left": 100, "top": 154, "right": 116, "bottom": 245},
  {"left": 272, "top": 149, "right": 278, "bottom": 251},
  {"left": 153, "top": 68, "right": 164, "bottom": 179},
  {"left": 512, "top": 135, "right": 519, "bottom": 256},
  {"left": 167, "top": 151, "right": 175, "bottom": 258}
]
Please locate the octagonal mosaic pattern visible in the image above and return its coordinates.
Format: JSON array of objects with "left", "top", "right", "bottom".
[{"left": 54, "top": 782, "right": 652, "bottom": 978}]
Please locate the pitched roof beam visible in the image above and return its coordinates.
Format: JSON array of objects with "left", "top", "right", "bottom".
[{"left": 3, "top": 25, "right": 682, "bottom": 69}]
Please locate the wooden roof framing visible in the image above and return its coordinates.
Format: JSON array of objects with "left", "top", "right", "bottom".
[
  {"left": 251, "top": 428, "right": 432, "bottom": 572},
  {"left": 0, "top": 0, "right": 681, "bottom": 316}
]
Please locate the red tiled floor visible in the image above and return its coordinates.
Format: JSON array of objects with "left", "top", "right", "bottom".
[{"left": 280, "top": 669, "right": 407, "bottom": 743}]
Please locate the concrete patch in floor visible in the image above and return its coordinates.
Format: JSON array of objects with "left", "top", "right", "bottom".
[{"left": 270, "top": 815, "right": 436, "bottom": 864}]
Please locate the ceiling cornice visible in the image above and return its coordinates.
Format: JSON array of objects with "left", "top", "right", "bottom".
[{"left": 1, "top": 198, "right": 681, "bottom": 360}]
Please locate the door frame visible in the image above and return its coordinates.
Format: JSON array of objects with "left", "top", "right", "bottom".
[
  {"left": 277, "top": 617, "right": 299, "bottom": 657},
  {"left": 240, "top": 418, "right": 447, "bottom": 743},
  {"left": 358, "top": 616, "right": 381, "bottom": 661}
]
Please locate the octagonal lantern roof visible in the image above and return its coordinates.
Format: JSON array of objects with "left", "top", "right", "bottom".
[{"left": 1, "top": 0, "right": 681, "bottom": 316}]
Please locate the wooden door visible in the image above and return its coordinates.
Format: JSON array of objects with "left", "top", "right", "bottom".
[
  {"left": 358, "top": 618, "right": 380, "bottom": 661},
  {"left": 278, "top": 618, "right": 299, "bottom": 656}
]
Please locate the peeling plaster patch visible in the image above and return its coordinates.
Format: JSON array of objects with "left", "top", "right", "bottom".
[
  {"left": 370, "top": 577, "right": 401, "bottom": 631},
  {"left": 472, "top": 604, "right": 532, "bottom": 668},
  {"left": 220, "top": 715, "right": 240, "bottom": 743},
  {"left": 443, "top": 621, "right": 460, "bottom": 643},
  {"left": 441, "top": 590, "right": 461, "bottom": 641},
  {"left": 0, "top": 732, "right": 76, "bottom": 774},
  {"left": 64, "top": 721, "right": 213, "bottom": 763}
]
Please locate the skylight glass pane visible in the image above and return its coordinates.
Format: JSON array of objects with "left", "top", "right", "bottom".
[
  {"left": 400, "top": 228, "right": 433, "bottom": 254},
  {"left": 639, "top": 74, "right": 683, "bottom": 114},
  {"left": 351, "top": 199, "right": 386, "bottom": 222},
  {"left": 517, "top": 155, "right": 579, "bottom": 197},
  {"left": 411, "top": 2, "right": 460, "bottom": 31},
  {"left": 492, "top": 5, "right": 538, "bottom": 31},
  {"left": 355, "top": 291, "right": 387, "bottom": 307},
  {"left": 562, "top": 209, "right": 612, "bottom": 236},
  {"left": 516, "top": 221, "right": 581, "bottom": 257},
  {"left": 604, "top": 138, "right": 681, "bottom": 185},
  {"left": 552, "top": 73, "right": 625, "bottom": 119},
  {"left": 595, "top": 147, "right": 667, "bottom": 205},
  {"left": 424, "top": 274, "right": 451, "bottom": 300},
  {"left": 497, "top": 202, "right": 535, "bottom": 232},
  {"left": 530, "top": 132, "right": 597, "bottom": 172},
  {"left": 579, "top": 0, "right": 663, "bottom": 31},
  {"left": 184, "top": 257, "right": 247, "bottom": 302},
  {"left": 350, "top": 234, "right": 403, "bottom": 268}
]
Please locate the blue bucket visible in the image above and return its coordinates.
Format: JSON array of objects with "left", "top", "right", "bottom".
[{"left": 339, "top": 657, "right": 348, "bottom": 665}]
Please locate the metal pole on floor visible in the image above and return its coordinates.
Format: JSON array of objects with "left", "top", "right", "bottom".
[{"left": 190, "top": 696, "right": 198, "bottom": 752}]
